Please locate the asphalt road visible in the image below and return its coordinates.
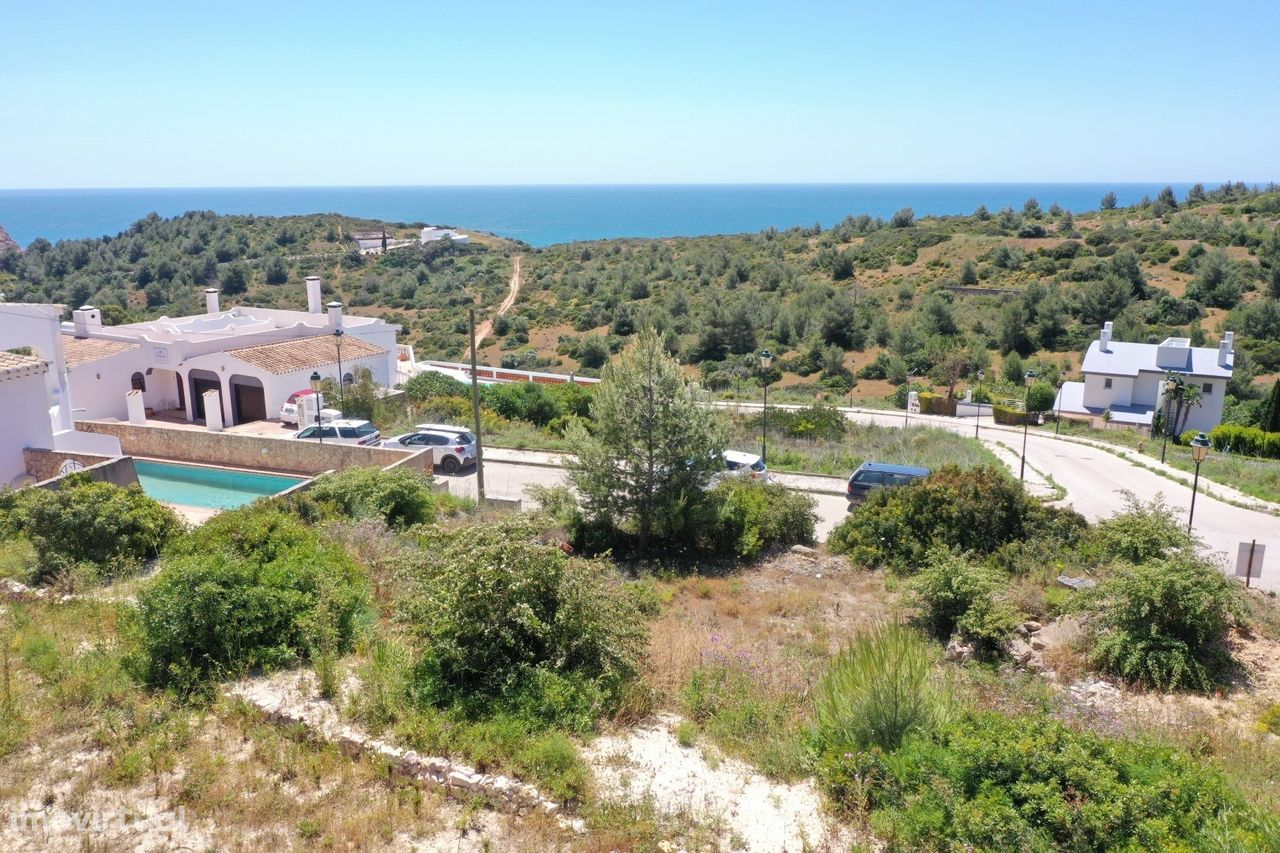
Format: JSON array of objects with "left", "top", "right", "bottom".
[{"left": 440, "top": 408, "right": 1280, "bottom": 592}]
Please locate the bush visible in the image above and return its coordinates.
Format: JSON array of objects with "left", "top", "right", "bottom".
[
  {"left": 305, "top": 467, "right": 435, "bottom": 528},
  {"left": 700, "top": 478, "right": 817, "bottom": 559},
  {"left": 5, "top": 475, "right": 181, "bottom": 580},
  {"left": 1025, "top": 380, "right": 1056, "bottom": 413},
  {"left": 750, "top": 404, "right": 847, "bottom": 441},
  {"left": 829, "top": 465, "right": 1085, "bottom": 573},
  {"left": 916, "top": 392, "right": 957, "bottom": 416},
  {"left": 165, "top": 501, "right": 312, "bottom": 562},
  {"left": 1210, "top": 422, "right": 1280, "bottom": 458},
  {"left": 135, "top": 529, "right": 366, "bottom": 689},
  {"left": 991, "top": 403, "right": 1028, "bottom": 425},
  {"left": 399, "top": 516, "right": 647, "bottom": 728},
  {"left": 482, "top": 381, "right": 560, "bottom": 426},
  {"left": 1089, "top": 557, "right": 1242, "bottom": 692},
  {"left": 1089, "top": 493, "right": 1195, "bottom": 564},
  {"left": 909, "top": 550, "right": 1021, "bottom": 648},
  {"left": 404, "top": 370, "right": 469, "bottom": 401},
  {"left": 820, "top": 709, "right": 1278, "bottom": 851},
  {"left": 813, "top": 623, "right": 947, "bottom": 754}
]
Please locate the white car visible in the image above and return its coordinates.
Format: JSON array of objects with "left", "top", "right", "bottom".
[
  {"left": 293, "top": 419, "right": 381, "bottom": 446},
  {"left": 718, "top": 450, "right": 769, "bottom": 482},
  {"left": 281, "top": 402, "right": 341, "bottom": 426},
  {"left": 384, "top": 424, "right": 477, "bottom": 474}
]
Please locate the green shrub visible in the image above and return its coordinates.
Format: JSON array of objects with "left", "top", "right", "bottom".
[
  {"left": 916, "top": 392, "right": 957, "bottom": 416},
  {"left": 829, "top": 465, "right": 1085, "bottom": 573},
  {"left": 909, "top": 550, "right": 1021, "bottom": 648},
  {"left": 819, "top": 709, "right": 1278, "bottom": 851},
  {"left": 991, "top": 403, "right": 1028, "bottom": 425},
  {"left": 1258, "top": 704, "right": 1280, "bottom": 735},
  {"left": 482, "top": 381, "right": 560, "bottom": 426},
  {"left": 1210, "top": 422, "right": 1280, "bottom": 458},
  {"left": 1026, "top": 380, "right": 1056, "bottom": 413},
  {"left": 165, "top": 501, "right": 312, "bottom": 562},
  {"left": 399, "top": 516, "right": 647, "bottom": 729},
  {"left": 404, "top": 370, "right": 468, "bottom": 401},
  {"left": 5, "top": 475, "right": 181, "bottom": 581},
  {"left": 305, "top": 466, "right": 435, "bottom": 528},
  {"left": 1089, "top": 493, "right": 1195, "bottom": 564},
  {"left": 135, "top": 533, "right": 367, "bottom": 689},
  {"left": 700, "top": 478, "right": 817, "bottom": 559},
  {"left": 749, "top": 404, "right": 847, "bottom": 441},
  {"left": 1089, "top": 557, "right": 1242, "bottom": 692},
  {"left": 813, "top": 623, "right": 947, "bottom": 754}
]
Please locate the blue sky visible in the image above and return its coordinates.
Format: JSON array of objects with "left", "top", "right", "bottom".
[{"left": 1, "top": 0, "right": 1276, "bottom": 187}]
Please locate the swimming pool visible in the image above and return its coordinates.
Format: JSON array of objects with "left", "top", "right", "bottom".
[{"left": 134, "top": 460, "right": 307, "bottom": 510}]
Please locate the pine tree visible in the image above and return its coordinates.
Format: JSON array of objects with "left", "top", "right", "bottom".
[
  {"left": 565, "top": 328, "right": 726, "bottom": 552},
  {"left": 1261, "top": 379, "right": 1280, "bottom": 433}
]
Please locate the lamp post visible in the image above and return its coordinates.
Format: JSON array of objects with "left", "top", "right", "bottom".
[
  {"left": 759, "top": 350, "right": 773, "bottom": 466},
  {"left": 1187, "top": 432, "right": 1211, "bottom": 534},
  {"left": 904, "top": 369, "right": 917, "bottom": 428},
  {"left": 1020, "top": 369, "right": 1038, "bottom": 482},
  {"left": 1160, "top": 375, "right": 1182, "bottom": 464},
  {"left": 1054, "top": 369, "right": 1067, "bottom": 436},
  {"left": 333, "top": 328, "right": 346, "bottom": 416},
  {"left": 975, "top": 368, "right": 985, "bottom": 439},
  {"left": 309, "top": 370, "right": 323, "bottom": 444}
]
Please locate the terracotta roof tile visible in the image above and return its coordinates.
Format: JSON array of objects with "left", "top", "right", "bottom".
[
  {"left": 62, "top": 337, "right": 140, "bottom": 368},
  {"left": 0, "top": 351, "right": 48, "bottom": 383},
  {"left": 227, "top": 334, "right": 387, "bottom": 375}
]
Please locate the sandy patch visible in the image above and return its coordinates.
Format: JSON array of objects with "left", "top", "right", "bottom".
[{"left": 585, "top": 713, "right": 852, "bottom": 852}]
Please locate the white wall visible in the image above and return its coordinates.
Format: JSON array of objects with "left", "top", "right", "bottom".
[
  {"left": 66, "top": 349, "right": 151, "bottom": 421},
  {"left": 1082, "top": 373, "right": 1133, "bottom": 408},
  {"left": 1, "top": 374, "right": 56, "bottom": 485}
]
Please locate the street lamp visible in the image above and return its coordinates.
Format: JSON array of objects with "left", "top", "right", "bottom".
[
  {"left": 333, "top": 328, "right": 346, "bottom": 416},
  {"left": 904, "top": 369, "right": 917, "bottom": 428},
  {"left": 759, "top": 350, "right": 773, "bottom": 466},
  {"left": 1187, "top": 432, "right": 1211, "bottom": 534},
  {"left": 975, "top": 368, "right": 985, "bottom": 439},
  {"left": 1160, "top": 375, "right": 1183, "bottom": 464},
  {"left": 1020, "top": 369, "right": 1038, "bottom": 482},
  {"left": 1054, "top": 369, "right": 1067, "bottom": 436},
  {"left": 309, "top": 370, "right": 323, "bottom": 444}
]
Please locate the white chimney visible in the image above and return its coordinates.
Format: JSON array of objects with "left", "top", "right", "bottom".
[
  {"left": 306, "top": 276, "right": 323, "bottom": 313},
  {"left": 204, "top": 287, "right": 220, "bottom": 315},
  {"left": 72, "top": 305, "right": 102, "bottom": 338},
  {"left": 327, "top": 301, "right": 344, "bottom": 331},
  {"left": 1099, "top": 321, "right": 1113, "bottom": 353},
  {"left": 1220, "top": 332, "right": 1234, "bottom": 368}
]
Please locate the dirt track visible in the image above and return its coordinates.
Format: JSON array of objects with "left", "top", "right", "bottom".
[{"left": 469, "top": 254, "right": 522, "bottom": 357}]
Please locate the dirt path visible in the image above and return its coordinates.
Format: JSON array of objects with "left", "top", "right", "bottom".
[{"left": 469, "top": 254, "right": 522, "bottom": 357}]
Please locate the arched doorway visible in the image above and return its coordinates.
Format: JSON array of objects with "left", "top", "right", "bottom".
[
  {"left": 228, "top": 374, "right": 267, "bottom": 424},
  {"left": 187, "top": 368, "right": 223, "bottom": 424}
]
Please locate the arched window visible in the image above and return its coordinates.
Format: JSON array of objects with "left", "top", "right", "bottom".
[
  {"left": 342, "top": 372, "right": 354, "bottom": 385},
  {"left": 130, "top": 372, "right": 146, "bottom": 392}
]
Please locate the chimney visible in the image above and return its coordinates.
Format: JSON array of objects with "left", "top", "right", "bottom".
[
  {"left": 72, "top": 305, "right": 102, "bottom": 338},
  {"left": 306, "top": 276, "right": 323, "bottom": 314},
  {"left": 1220, "top": 332, "right": 1234, "bottom": 368},
  {"left": 1099, "top": 321, "right": 1113, "bottom": 353},
  {"left": 327, "top": 300, "right": 344, "bottom": 331},
  {"left": 204, "top": 287, "right": 220, "bottom": 315}
]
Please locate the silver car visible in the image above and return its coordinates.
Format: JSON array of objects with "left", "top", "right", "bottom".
[{"left": 293, "top": 418, "right": 381, "bottom": 446}]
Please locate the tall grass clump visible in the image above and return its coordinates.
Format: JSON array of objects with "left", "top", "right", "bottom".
[{"left": 813, "top": 623, "right": 948, "bottom": 754}]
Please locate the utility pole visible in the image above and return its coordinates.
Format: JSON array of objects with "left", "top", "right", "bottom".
[{"left": 469, "top": 308, "right": 485, "bottom": 503}]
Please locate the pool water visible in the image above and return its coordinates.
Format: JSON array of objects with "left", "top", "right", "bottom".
[{"left": 134, "top": 460, "right": 306, "bottom": 510}]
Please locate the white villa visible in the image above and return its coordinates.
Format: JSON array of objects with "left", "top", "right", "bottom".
[
  {"left": 0, "top": 301, "right": 122, "bottom": 487},
  {"left": 57, "top": 276, "right": 400, "bottom": 428},
  {"left": 1054, "top": 321, "right": 1233, "bottom": 434},
  {"left": 419, "top": 226, "right": 469, "bottom": 245}
]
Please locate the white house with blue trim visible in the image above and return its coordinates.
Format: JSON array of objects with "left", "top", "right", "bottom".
[{"left": 1054, "top": 321, "right": 1233, "bottom": 434}]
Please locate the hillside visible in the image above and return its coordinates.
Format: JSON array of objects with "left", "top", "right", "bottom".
[
  {"left": 0, "top": 224, "right": 18, "bottom": 255},
  {"left": 0, "top": 212, "right": 521, "bottom": 361},
  {"left": 4, "top": 184, "right": 1280, "bottom": 421},
  {"left": 479, "top": 183, "right": 1280, "bottom": 420}
]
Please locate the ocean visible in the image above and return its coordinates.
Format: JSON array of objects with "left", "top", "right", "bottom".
[{"left": 0, "top": 183, "right": 1204, "bottom": 249}]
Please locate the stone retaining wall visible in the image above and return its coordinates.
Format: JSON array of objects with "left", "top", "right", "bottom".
[
  {"left": 75, "top": 420, "right": 431, "bottom": 476},
  {"left": 23, "top": 449, "right": 140, "bottom": 491}
]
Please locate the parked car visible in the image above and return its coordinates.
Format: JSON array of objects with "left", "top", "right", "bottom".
[
  {"left": 293, "top": 419, "right": 381, "bottom": 446},
  {"left": 383, "top": 424, "right": 477, "bottom": 474},
  {"left": 717, "top": 449, "right": 769, "bottom": 481},
  {"left": 846, "top": 462, "right": 930, "bottom": 510},
  {"left": 279, "top": 390, "right": 341, "bottom": 426}
]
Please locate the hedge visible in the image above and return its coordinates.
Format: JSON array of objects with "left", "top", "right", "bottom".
[
  {"left": 916, "top": 392, "right": 957, "bottom": 416},
  {"left": 992, "top": 404, "right": 1029, "bottom": 426},
  {"left": 1207, "top": 423, "right": 1280, "bottom": 458}
]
